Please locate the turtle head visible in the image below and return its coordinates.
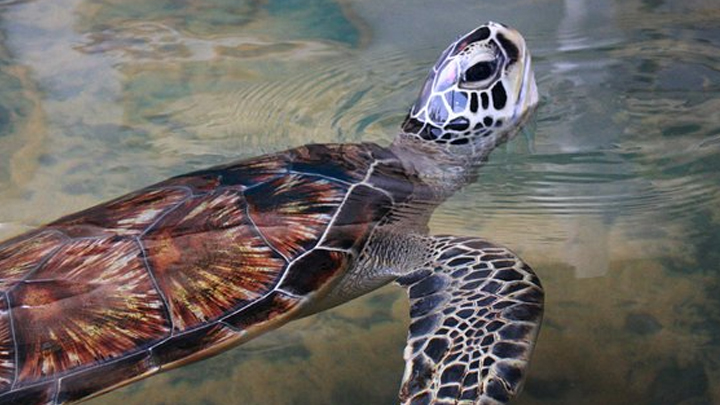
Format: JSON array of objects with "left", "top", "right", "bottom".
[{"left": 400, "top": 22, "right": 538, "bottom": 154}]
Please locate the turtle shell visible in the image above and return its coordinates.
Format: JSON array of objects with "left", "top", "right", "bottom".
[{"left": 0, "top": 143, "right": 422, "bottom": 405}]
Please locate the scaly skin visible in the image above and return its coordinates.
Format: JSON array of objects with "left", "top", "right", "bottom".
[{"left": 321, "top": 21, "right": 543, "bottom": 404}]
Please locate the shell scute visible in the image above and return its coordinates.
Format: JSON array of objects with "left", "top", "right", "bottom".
[
  {"left": 0, "top": 381, "right": 54, "bottom": 405},
  {"left": 0, "top": 142, "right": 413, "bottom": 404},
  {"left": 171, "top": 152, "right": 291, "bottom": 191},
  {"left": 289, "top": 143, "right": 376, "bottom": 184},
  {"left": 56, "top": 351, "right": 154, "bottom": 405},
  {"left": 150, "top": 322, "right": 239, "bottom": 368},
  {"left": 9, "top": 237, "right": 170, "bottom": 385},
  {"left": 221, "top": 291, "right": 300, "bottom": 331},
  {"left": 279, "top": 249, "right": 349, "bottom": 296},
  {"left": 0, "top": 231, "right": 66, "bottom": 290},
  {"left": 48, "top": 187, "right": 191, "bottom": 238},
  {"left": 367, "top": 159, "right": 417, "bottom": 203},
  {"left": 142, "top": 189, "right": 285, "bottom": 332},
  {"left": 321, "top": 184, "right": 394, "bottom": 251},
  {"left": 245, "top": 173, "right": 348, "bottom": 258}
]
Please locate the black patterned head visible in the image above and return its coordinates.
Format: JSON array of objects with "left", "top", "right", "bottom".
[{"left": 401, "top": 22, "right": 538, "bottom": 149}]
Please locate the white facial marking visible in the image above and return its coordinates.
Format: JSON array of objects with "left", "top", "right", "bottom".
[{"left": 401, "top": 23, "right": 538, "bottom": 149}]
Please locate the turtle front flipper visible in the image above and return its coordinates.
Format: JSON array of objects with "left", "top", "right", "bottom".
[{"left": 396, "top": 236, "right": 543, "bottom": 404}]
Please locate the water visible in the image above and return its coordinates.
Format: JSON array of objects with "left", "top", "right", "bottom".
[{"left": 0, "top": 0, "right": 719, "bottom": 404}]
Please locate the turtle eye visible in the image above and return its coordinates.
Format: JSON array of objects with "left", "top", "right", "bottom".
[{"left": 463, "top": 59, "right": 499, "bottom": 85}]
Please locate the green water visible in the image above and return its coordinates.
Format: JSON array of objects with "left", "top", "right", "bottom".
[{"left": 0, "top": 0, "right": 719, "bottom": 404}]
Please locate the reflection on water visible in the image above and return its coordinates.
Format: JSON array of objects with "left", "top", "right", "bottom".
[{"left": 0, "top": 0, "right": 719, "bottom": 404}]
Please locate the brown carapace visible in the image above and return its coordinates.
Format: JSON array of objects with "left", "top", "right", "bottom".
[{"left": 0, "top": 143, "right": 422, "bottom": 405}]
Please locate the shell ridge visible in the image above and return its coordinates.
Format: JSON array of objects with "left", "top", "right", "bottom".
[
  {"left": 271, "top": 248, "right": 314, "bottom": 299},
  {"left": 140, "top": 188, "right": 286, "bottom": 332},
  {"left": 138, "top": 192, "right": 195, "bottom": 237},
  {"left": 240, "top": 194, "right": 291, "bottom": 265},
  {"left": 275, "top": 173, "right": 364, "bottom": 290},
  {"left": 53, "top": 185, "right": 196, "bottom": 224},
  {"left": 146, "top": 335, "right": 173, "bottom": 370},
  {"left": 147, "top": 319, "right": 225, "bottom": 339},
  {"left": 5, "top": 241, "right": 66, "bottom": 296},
  {"left": 275, "top": 289, "right": 303, "bottom": 301},
  {"left": 45, "top": 185, "right": 195, "bottom": 239},
  {"left": 0, "top": 378, "right": 52, "bottom": 403},
  {"left": 4, "top": 237, "right": 172, "bottom": 392},
  {"left": 0, "top": 232, "right": 84, "bottom": 397},
  {"left": 218, "top": 290, "right": 276, "bottom": 324},
  {"left": 133, "top": 237, "right": 175, "bottom": 337},
  {"left": 268, "top": 153, "right": 381, "bottom": 295},
  {"left": 52, "top": 346, "right": 156, "bottom": 404},
  {"left": 313, "top": 154, "right": 390, "bottom": 249},
  {"left": 219, "top": 289, "right": 303, "bottom": 332},
  {"left": 50, "top": 378, "right": 59, "bottom": 405},
  {"left": 24, "top": 328, "right": 182, "bottom": 403},
  {"left": 273, "top": 288, "right": 303, "bottom": 299},
  {"left": 358, "top": 179, "right": 396, "bottom": 205},
  {"left": 233, "top": 175, "right": 284, "bottom": 193},
  {"left": 286, "top": 170, "right": 354, "bottom": 187},
  {"left": 314, "top": 165, "right": 374, "bottom": 249},
  {"left": 242, "top": 156, "right": 358, "bottom": 261}
]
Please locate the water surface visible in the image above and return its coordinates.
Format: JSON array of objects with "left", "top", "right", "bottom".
[{"left": 0, "top": 0, "right": 719, "bottom": 404}]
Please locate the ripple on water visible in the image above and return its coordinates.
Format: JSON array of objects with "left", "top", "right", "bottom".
[
  {"left": 142, "top": 48, "right": 419, "bottom": 163},
  {"left": 2, "top": 1, "right": 720, "bottom": 404}
]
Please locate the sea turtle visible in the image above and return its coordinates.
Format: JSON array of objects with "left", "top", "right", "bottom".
[{"left": 0, "top": 22, "right": 542, "bottom": 405}]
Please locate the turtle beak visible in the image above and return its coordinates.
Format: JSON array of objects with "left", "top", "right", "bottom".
[
  {"left": 488, "top": 22, "right": 538, "bottom": 123},
  {"left": 515, "top": 48, "right": 539, "bottom": 121}
]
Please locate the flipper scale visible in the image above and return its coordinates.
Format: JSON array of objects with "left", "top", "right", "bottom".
[{"left": 398, "top": 236, "right": 543, "bottom": 405}]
